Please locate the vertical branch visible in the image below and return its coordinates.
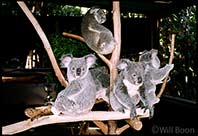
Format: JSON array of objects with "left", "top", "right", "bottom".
[
  {"left": 157, "top": 34, "right": 175, "bottom": 98},
  {"left": 17, "top": 1, "right": 68, "bottom": 87},
  {"left": 108, "top": 1, "right": 121, "bottom": 134},
  {"left": 110, "top": 1, "right": 121, "bottom": 89}
]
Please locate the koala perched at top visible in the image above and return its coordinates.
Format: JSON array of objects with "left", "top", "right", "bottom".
[
  {"left": 81, "top": 7, "right": 115, "bottom": 55},
  {"left": 109, "top": 59, "right": 145, "bottom": 118},
  {"left": 51, "top": 54, "right": 97, "bottom": 115},
  {"left": 138, "top": 49, "right": 174, "bottom": 118}
]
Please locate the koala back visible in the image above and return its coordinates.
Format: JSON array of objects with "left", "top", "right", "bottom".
[{"left": 81, "top": 7, "right": 115, "bottom": 55}]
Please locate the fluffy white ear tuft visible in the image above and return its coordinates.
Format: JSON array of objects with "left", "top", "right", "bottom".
[
  {"left": 85, "top": 54, "right": 96, "bottom": 68},
  {"left": 117, "top": 59, "right": 130, "bottom": 70},
  {"left": 60, "top": 54, "right": 72, "bottom": 68}
]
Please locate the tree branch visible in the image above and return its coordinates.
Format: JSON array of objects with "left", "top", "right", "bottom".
[
  {"left": 157, "top": 34, "right": 175, "bottom": 98},
  {"left": 93, "top": 121, "right": 108, "bottom": 135},
  {"left": 17, "top": 1, "right": 68, "bottom": 87},
  {"left": 62, "top": 32, "right": 85, "bottom": 42},
  {"left": 2, "top": 107, "right": 149, "bottom": 135},
  {"left": 107, "top": 2, "right": 122, "bottom": 134}
]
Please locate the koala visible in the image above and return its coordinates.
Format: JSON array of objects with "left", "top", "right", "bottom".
[
  {"left": 51, "top": 54, "right": 97, "bottom": 115},
  {"left": 81, "top": 6, "right": 115, "bottom": 55},
  {"left": 139, "top": 49, "right": 174, "bottom": 86},
  {"left": 138, "top": 49, "right": 174, "bottom": 118},
  {"left": 90, "top": 66, "right": 110, "bottom": 103},
  {"left": 109, "top": 59, "right": 145, "bottom": 118}
]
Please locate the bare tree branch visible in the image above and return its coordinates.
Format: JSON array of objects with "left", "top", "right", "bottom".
[
  {"left": 157, "top": 34, "right": 175, "bottom": 98},
  {"left": 62, "top": 32, "right": 85, "bottom": 42},
  {"left": 2, "top": 108, "right": 149, "bottom": 135},
  {"left": 107, "top": 2, "right": 122, "bottom": 134},
  {"left": 17, "top": 1, "right": 68, "bottom": 87}
]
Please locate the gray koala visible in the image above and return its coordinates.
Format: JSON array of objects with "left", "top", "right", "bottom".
[
  {"left": 109, "top": 59, "right": 145, "bottom": 118},
  {"left": 90, "top": 66, "right": 110, "bottom": 103},
  {"left": 138, "top": 49, "right": 174, "bottom": 118},
  {"left": 81, "top": 7, "right": 115, "bottom": 55},
  {"left": 51, "top": 54, "right": 97, "bottom": 115}
]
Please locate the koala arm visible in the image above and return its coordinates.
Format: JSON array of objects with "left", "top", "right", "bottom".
[
  {"left": 149, "top": 64, "right": 174, "bottom": 84},
  {"left": 88, "top": 23, "right": 111, "bottom": 33},
  {"left": 63, "top": 80, "right": 83, "bottom": 101},
  {"left": 113, "top": 84, "right": 137, "bottom": 118}
]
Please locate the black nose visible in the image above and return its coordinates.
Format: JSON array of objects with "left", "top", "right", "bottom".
[
  {"left": 76, "top": 68, "right": 81, "bottom": 76},
  {"left": 137, "top": 77, "right": 142, "bottom": 83}
]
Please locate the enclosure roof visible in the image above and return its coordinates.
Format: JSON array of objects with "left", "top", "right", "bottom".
[{"left": 55, "top": 0, "right": 196, "bottom": 17}]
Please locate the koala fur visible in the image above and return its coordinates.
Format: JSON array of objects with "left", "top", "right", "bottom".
[
  {"left": 51, "top": 54, "right": 97, "bottom": 115},
  {"left": 109, "top": 59, "right": 145, "bottom": 118},
  {"left": 138, "top": 49, "right": 174, "bottom": 118},
  {"left": 81, "top": 7, "right": 115, "bottom": 55},
  {"left": 90, "top": 66, "right": 110, "bottom": 103}
]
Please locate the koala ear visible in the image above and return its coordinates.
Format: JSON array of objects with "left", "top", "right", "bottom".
[
  {"left": 85, "top": 54, "right": 96, "bottom": 68},
  {"left": 151, "top": 49, "right": 158, "bottom": 55},
  {"left": 139, "top": 50, "right": 148, "bottom": 55},
  {"left": 60, "top": 54, "right": 72, "bottom": 68},
  {"left": 89, "top": 7, "right": 99, "bottom": 14},
  {"left": 117, "top": 59, "right": 130, "bottom": 70}
]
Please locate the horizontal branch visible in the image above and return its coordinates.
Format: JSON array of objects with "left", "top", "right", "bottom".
[
  {"left": 3, "top": 108, "right": 149, "bottom": 135},
  {"left": 62, "top": 32, "right": 85, "bottom": 42}
]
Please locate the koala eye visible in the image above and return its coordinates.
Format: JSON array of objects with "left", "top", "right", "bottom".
[
  {"left": 148, "top": 54, "right": 152, "bottom": 58},
  {"left": 71, "top": 67, "right": 75, "bottom": 71},
  {"left": 132, "top": 73, "right": 136, "bottom": 77},
  {"left": 81, "top": 68, "right": 85, "bottom": 71}
]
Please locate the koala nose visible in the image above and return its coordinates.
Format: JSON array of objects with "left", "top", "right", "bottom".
[
  {"left": 137, "top": 77, "right": 142, "bottom": 84},
  {"left": 76, "top": 68, "right": 81, "bottom": 76}
]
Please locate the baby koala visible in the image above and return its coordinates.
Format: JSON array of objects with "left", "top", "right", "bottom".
[
  {"left": 110, "top": 59, "right": 145, "bottom": 118},
  {"left": 51, "top": 54, "right": 97, "bottom": 115},
  {"left": 81, "top": 6, "right": 115, "bottom": 55}
]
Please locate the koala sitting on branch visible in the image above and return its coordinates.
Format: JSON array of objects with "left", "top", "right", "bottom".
[
  {"left": 109, "top": 59, "right": 145, "bottom": 118},
  {"left": 51, "top": 54, "right": 97, "bottom": 115},
  {"left": 81, "top": 6, "right": 115, "bottom": 55}
]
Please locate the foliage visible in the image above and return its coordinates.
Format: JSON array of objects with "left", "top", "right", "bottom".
[
  {"left": 1, "top": 2, "right": 82, "bottom": 16},
  {"left": 48, "top": 33, "right": 91, "bottom": 59},
  {"left": 49, "top": 4, "right": 82, "bottom": 16},
  {"left": 159, "top": 5, "right": 197, "bottom": 101}
]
